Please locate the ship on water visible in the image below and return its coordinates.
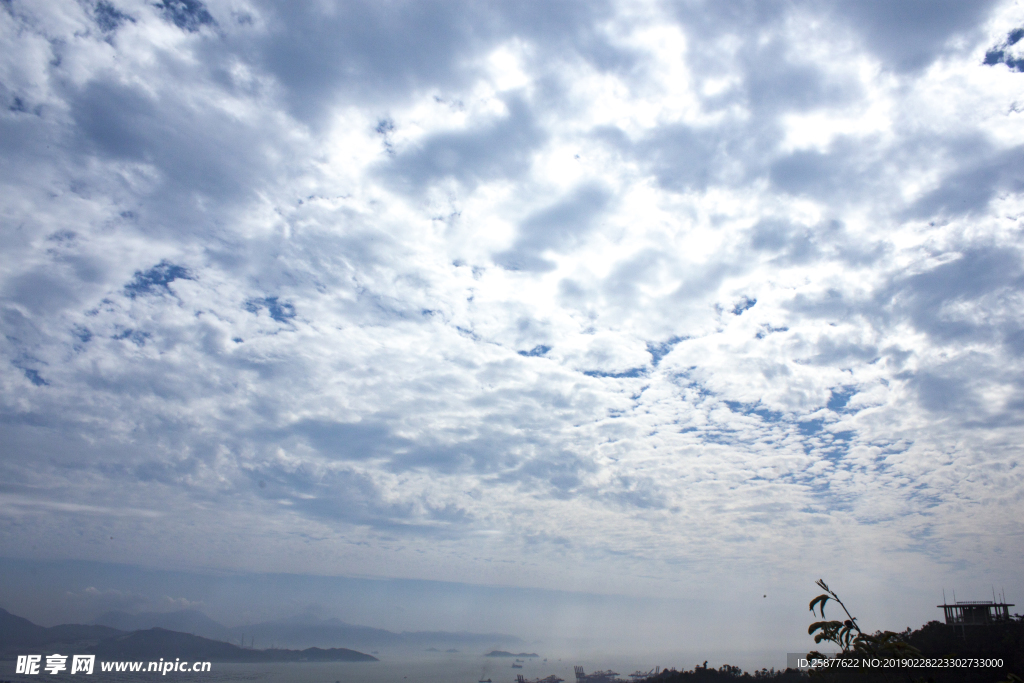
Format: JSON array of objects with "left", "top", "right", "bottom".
[
  {"left": 573, "top": 666, "right": 622, "bottom": 682},
  {"left": 517, "top": 674, "right": 564, "bottom": 683}
]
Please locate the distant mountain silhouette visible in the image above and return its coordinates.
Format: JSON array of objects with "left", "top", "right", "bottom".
[
  {"left": 486, "top": 650, "right": 540, "bottom": 657},
  {"left": 1, "top": 608, "right": 376, "bottom": 663},
  {"left": 4, "top": 605, "right": 520, "bottom": 655},
  {"left": 0, "top": 607, "right": 48, "bottom": 647},
  {"left": 91, "top": 628, "right": 377, "bottom": 662},
  {"left": 0, "top": 607, "right": 124, "bottom": 655},
  {"left": 94, "top": 609, "right": 231, "bottom": 641}
]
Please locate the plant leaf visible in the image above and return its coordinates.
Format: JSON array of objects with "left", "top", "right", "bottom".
[{"left": 809, "top": 595, "right": 829, "bottom": 614}]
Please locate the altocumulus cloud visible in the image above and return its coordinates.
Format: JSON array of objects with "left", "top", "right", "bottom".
[{"left": 1, "top": 0, "right": 1022, "bottom": 611}]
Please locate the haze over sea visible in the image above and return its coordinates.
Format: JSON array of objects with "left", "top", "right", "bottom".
[{"left": 2, "top": 652, "right": 784, "bottom": 683}]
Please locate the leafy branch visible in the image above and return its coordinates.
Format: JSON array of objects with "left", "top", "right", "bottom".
[
  {"left": 808, "top": 578, "right": 862, "bottom": 653},
  {"left": 807, "top": 579, "right": 920, "bottom": 662}
]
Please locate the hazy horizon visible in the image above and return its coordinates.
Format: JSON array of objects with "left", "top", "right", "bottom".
[
  {"left": 0, "top": 555, "right": 1012, "bottom": 670},
  {"left": 1, "top": 0, "right": 1022, "bottom": 671}
]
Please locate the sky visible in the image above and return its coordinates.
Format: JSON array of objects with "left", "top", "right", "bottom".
[{"left": 1, "top": 0, "right": 1023, "bottom": 664}]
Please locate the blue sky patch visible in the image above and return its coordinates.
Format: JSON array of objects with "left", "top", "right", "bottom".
[
  {"left": 124, "top": 261, "right": 193, "bottom": 298},
  {"left": 731, "top": 296, "right": 757, "bottom": 315},
  {"left": 827, "top": 386, "right": 857, "bottom": 411},
  {"left": 584, "top": 367, "right": 647, "bottom": 379},
  {"left": 245, "top": 296, "right": 297, "bottom": 323},
  {"left": 156, "top": 0, "right": 214, "bottom": 32}
]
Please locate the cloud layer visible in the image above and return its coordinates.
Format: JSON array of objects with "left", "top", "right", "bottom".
[{"left": 1, "top": 0, "right": 1023, "bottom": 621}]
